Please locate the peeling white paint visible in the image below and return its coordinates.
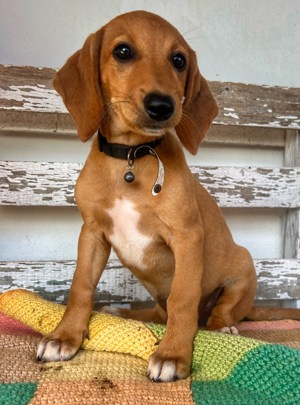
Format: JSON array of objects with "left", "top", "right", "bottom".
[
  {"left": 0, "top": 259, "right": 153, "bottom": 303},
  {"left": 1, "top": 259, "right": 299, "bottom": 302},
  {"left": 276, "top": 115, "right": 299, "bottom": 120},
  {"left": 0, "top": 84, "right": 67, "bottom": 112},
  {"left": 268, "top": 109, "right": 273, "bottom": 113},
  {"left": 224, "top": 112, "right": 239, "bottom": 119},
  {"left": 276, "top": 292, "right": 291, "bottom": 299},
  {"left": 268, "top": 121, "right": 281, "bottom": 127},
  {"left": 1, "top": 161, "right": 299, "bottom": 208},
  {"left": 290, "top": 122, "right": 300, "bottom": 128}
]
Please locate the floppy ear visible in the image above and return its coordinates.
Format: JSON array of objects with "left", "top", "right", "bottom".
[
  {"left": 175, "top": 49, "right": 218, "bottom": 154},
  {"left": 53, "top": 30, "right": 104, "bottom": 141}
]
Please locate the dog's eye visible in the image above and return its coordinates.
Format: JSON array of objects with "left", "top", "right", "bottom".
[
  {"left": 172, "top": 53, "right": 186, "bottom": 71},
  {"left": 113, "top": 44, "right": 133, "bottom": 61}
]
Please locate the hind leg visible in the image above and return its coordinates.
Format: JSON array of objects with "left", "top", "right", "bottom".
[
  {"left": 206, "top": 281, "right": 256, "bottom": 333},
  {"left": 206, "top": 255, "right": 257, "bottom": 333}
]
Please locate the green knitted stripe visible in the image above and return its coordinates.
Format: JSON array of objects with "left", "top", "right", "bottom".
[
  {"left": 147, "top": 323, "right": 261, "bottom": 380},
  {"left": 191, "top": 330, "right": 261, "bottom": 380},
  {"left": 0, "top": 382, "right": 37, "bottom": 405},
  {"left": 191, "top": 344, "right": 300, "bottom": 405},
  {"left": 147, "top": 322, "right": 165, "bottom": 340}
]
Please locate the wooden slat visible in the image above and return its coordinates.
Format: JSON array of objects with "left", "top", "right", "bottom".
[
  {"left": 1, "top": 65, "right": 299, "bottom": 134},
  {"left": 0, "top": 109, "right": 287, "bottom": 149},
  {"left": 0, "top": 259, "right": 152, "bottom": 304},
  {"left": 255, "top": 260, "right": 300, "bottom": 300},
  {"left": 192, "top": 166, "right": 300, "bottom": 208},
  {"left": 206, "top": 125, "right": 285, "bottom": 148},
  {"left": 284, "top": 130, "right": 300, "bottom": 259},
  {"left": 210, "top": 82, "right": 300, "bottom": 129},
  {"left": 284, "top": 210, "right": 300, "bottom": 260},
  {"left": 0, "top": 161, "right": 79, "bottom": 206},
  {"left": 0, "top": 259, "right": 299, "bottom": 304},
  {"left": 1, "top": 161, "right": 299, "bottom": 208}
]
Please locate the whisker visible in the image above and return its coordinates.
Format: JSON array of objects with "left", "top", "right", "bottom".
[{"left": 181, "top": 111, "right": 198, "bottom": 128}]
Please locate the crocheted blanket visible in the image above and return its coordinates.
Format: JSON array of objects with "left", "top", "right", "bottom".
[{"left": 0, "top": 289, "right": 300, "bottom": 405}]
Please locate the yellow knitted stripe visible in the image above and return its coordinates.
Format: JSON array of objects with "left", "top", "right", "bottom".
[{"left": 0, "top": 290, "right": 157, "bottom": 361}]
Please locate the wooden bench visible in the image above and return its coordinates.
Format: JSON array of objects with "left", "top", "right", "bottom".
[{"left": 0, "top": 65, "right": 299, "bottom": 309}]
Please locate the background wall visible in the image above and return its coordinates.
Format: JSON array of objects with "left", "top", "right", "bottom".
[
  {"left": 0, "top": 0, "right": 298, "bottom": 264},
  {"left": 1, "top": 0, "right": 299, "bottom": 86}
]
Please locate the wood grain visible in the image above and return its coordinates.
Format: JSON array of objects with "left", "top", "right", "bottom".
[
  {"left": 0, "top": 259, "right": 299, "bottom": 303},
  {"left": 1, "top": 65, "right": 299, "bottom": 133},
  {"left": 1, "top": 161, "right": 299, "bottom": 208}
]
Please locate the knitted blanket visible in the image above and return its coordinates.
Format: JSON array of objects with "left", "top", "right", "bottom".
[{"left": 0, "top": 289, "right": 299, "bottom": 405}]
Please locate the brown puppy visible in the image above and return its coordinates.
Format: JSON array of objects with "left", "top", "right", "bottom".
[{"left": 36, "top": 11, "right": 299, "bottom": 382}]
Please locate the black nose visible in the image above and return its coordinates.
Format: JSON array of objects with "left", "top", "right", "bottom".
[{"left": 144, "top": 93, "right": 175, "bottom": 122}]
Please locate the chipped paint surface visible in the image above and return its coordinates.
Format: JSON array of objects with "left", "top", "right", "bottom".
[
  {"left": 223, "top": 111, "right": 239, "bottom": 119},
  {"left": 255, "top": 260, "right": 300, "bottom": 300},
  {"left": 0, "top": 258, "right": 152, "bottom": 303},
  {"left": 1, "top": 65, "right": 300, "bottom": 129},
  {"left": 276, "top": 115, "right": 299, "bottom": 120},
  {"left": 191, "top": 166, "right": 300, "bottom": 208},
  {"left": 0, "top": 84, "right": 67, "bottom": 112},
  {"left": 1, "top": 162, "right": 299, "bottom": 208},
  {"left": 0, "top": 259, "right": 299, "bottom": 303}
]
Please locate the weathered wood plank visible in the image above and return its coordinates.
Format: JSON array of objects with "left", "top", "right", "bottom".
[
  {"left": 0, "top": 161, "right": 298, "bottom": 208},
  {"left": 1, "top": 65, "right": 299, "bottom": 131},
  {"left": 0, "top": 259, "right": 152, "bottom": 304},
  {"left": 210, "top": 82, "right": 300, "bottom": 129},
  {"left": 284, "top": 210, "right": 300, "bottom": 260},
  {"left": 191, "top": 166, "right": 300, "bottom": 208},
  {"left": 206, "top": 125, "right": 285, "bottom": 148},
  {"left": 284, "top": 130, "right": 300, "bottom": 259},
  {"left": 1, "top": 161, "right": 299, "bottom": 208},
  {"left": 255, "top": 260, "right": 300, "bottom": 300},
  {"left": 0, "top": 259, "right": 299, "bottom": 303},
  {"left": 0, "top": 161, "right": 79, "bottom": 206},
  {"left": 0, "top": 110, "right": 287, "bottom": 149}
]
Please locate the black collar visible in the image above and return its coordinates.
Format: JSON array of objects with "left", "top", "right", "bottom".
[{"left": 97, "top": 129, "right": 163, "bottom": 160}]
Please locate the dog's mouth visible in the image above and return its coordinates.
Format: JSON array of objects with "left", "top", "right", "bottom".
[
  {"left": 142, "top": 127, "right": 166, "bottom": 136},
  {"left": 108, "top": 95, "right": 180, "bottom": 138}
]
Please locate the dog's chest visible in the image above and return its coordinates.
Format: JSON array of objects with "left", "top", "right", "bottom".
[{"left": 106, "top": 198, "right": 153, "bottom": 270}]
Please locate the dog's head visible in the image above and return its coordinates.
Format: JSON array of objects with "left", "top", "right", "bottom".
[{"left": 54, "top": 11, "right": 218, "bottom": 154}]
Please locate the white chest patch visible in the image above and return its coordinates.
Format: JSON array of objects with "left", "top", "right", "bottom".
[{"left": 106, "top": 198, "right": 152, "bottom": 270}]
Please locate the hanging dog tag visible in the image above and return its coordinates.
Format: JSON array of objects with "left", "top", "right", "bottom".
[
  {"left": 125, "top": 145, "right": 164, "bottom": 196},
  {"left": 124, "top": 152, "right": 135, "bottom": 183},
  {"left": 148, "top": 149, "right": 164, "bottom": 196}
]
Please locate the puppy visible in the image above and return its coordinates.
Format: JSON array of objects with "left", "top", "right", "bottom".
[{"left": 36, "top": 11, "right": 298, "bottom": 382}]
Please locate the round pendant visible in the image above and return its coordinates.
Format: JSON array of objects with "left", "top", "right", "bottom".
[
  {"left": 153, "top": 184, "right": 162, "bottom": 194},
  {"left": 124, "top": 171, "right": 135, "bottom": 183}
]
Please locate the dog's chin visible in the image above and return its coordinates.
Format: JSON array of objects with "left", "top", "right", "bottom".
[{"left": 142, "top": 127, "right": 167, "bottom": 137}]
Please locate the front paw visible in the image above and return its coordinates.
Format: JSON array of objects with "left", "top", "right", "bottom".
[
  {"left": 147, "top": 347, "right": 192, "bottom": 382},
  {"left": 36, "top": 330, "right": 86, "bottom": 362}
]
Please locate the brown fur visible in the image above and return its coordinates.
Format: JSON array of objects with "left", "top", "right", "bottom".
[{"left": 37, "top": 11, "right": 299, "bottom": 381}]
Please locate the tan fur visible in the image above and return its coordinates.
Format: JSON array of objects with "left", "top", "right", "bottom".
[{"left": 37, "top": 11, "right": 299, "bottom": 381}]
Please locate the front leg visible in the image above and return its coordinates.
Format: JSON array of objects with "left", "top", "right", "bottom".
[
  {"left": 37, "top": 223, "right": 110, "bottom": 362},
  {"left": 147, "top": 229, "right": 203, "bottom": 382}
]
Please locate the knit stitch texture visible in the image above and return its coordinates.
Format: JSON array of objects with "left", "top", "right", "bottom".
[{"left": 0, "top": 289, "right": 299, "bottom": 405}]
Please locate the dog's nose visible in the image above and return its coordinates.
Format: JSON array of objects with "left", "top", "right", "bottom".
[{"left": 144, "top": 93, "right": 175, "bottom": 122}]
